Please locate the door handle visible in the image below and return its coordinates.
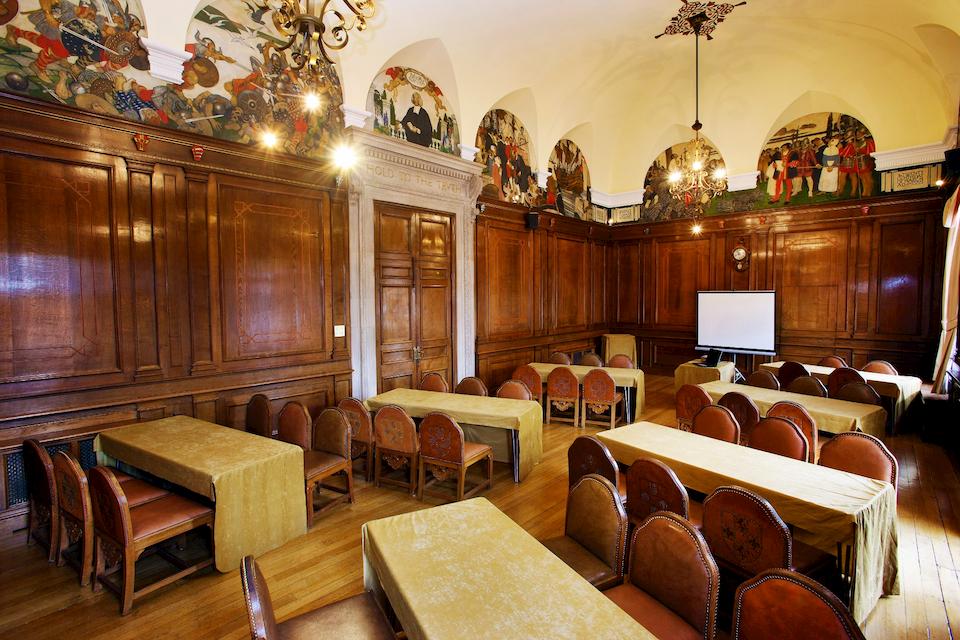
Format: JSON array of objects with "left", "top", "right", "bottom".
[{"left": 413, "top": 346, "right": 421, "bottom": 362}]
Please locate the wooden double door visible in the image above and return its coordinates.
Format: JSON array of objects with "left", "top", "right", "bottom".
[{"left": 375, "top": 203, "right": 455, "bottom": 392}]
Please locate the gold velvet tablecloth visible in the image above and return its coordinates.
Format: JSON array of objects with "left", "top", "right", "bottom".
[
  {"left": 699, "top": 380, "right": 888, "bottom": 437},
  {"left": 529, "top": 363, "right": 646, "bottom": 414},
  {"left": 364, "top": 388, "right": 542, "bottom": 481},
  {"left": 362, "top": 498, "right": 653, "bottom": 640},
  {"left": 596, "top": 422, "right": 899, "bottom": 625},
  {"left": 673, "top": 359, "right": 737, "bottom": 392},
  {"left": 95, "top": 416, "right": 306, "bottom": 572},
  {"left": 760, "top": 361, "right": 923, "bottom": 422},
  {"left": 601, "top": 333, "right": 638, "bottom": 365}
]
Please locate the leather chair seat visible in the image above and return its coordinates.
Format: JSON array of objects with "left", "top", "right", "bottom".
[
  {"left": 121, "top": 478, "right": 170, "bottom": 507},
  {"left": 542, "top": 535, "right": 618, "bottom": 589},
  {"left": 276, "top": 591, "right": 394, "bottom": 640},
  {"left": 112, "top": 470, "right": 135, "bottom": 483},
  {"left": 605, "top": 583, "right": 702, "bottom": 640},
  {"left": 130, "top": 494, "right": 213, "bottom": 541},
  {"left": 463, "top": 441, "right": 493, "bottom": 464},
  {"left": 303, "top": 451, "right": 348, "bottom": 478}
]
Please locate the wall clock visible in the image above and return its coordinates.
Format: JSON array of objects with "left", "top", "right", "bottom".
[{"left": 732, "top": 242, "right": 750, "bottom": 271}]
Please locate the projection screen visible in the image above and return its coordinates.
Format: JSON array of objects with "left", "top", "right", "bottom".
[{"left": 696, "top": 291, "right": 776, "bottom": 356}]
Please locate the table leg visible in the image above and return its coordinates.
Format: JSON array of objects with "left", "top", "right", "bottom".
[
  {"left": 623, "top": 386, "right": 633, "bottom": 423},
  {"left": 512, "top": 431, "right": 520, "bottom": 483}
]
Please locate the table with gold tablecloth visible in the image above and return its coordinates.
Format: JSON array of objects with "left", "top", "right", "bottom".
[
  {"left": 364, "top": 388, "right": 542, "bottom": 482},
  {"left": 596, "top": 422, "right": 899, "bottom": 625},
  {"left": 601, "top": 333, "right": 638, "bottom": 365},
  {"left": 529, "top": 363, "right": 645, "bottom": 420},
  {"left": 673, "top": 359, "right": 737, "bottom": 392},
  {"left": 760, "top": 361, "right": 923, "bottom": 423},
  {"left": 699, "top": 380, "right": 888, "bottom": 437},
  {"left": 362, "top": 498, "right": 653, "bottom": 640},
  {"left": 95, "top": 416, "right": 306, "bottom": 572}
]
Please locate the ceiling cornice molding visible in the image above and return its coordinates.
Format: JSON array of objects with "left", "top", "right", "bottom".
[
  {"left": 140, "top": 37, "right": 189, "bottom": 84},
  {"left": 727, "top": 171, "right": 760, "bottom": 192},
  {"left": 591, "top": 188, "right": 644, "bottom": 208},
  {"left": 872, "top": 126, "right": 958, "bottom": 171}
]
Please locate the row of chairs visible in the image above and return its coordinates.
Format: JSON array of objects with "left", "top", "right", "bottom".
[
  {"left": 418, "top": 372, "right": 536, "bottom": 402},
  {"left": 514, "top": 364, "right": 626, "bottom": 429},
  {"left": 549, "top": 351, "right": 637, "bottom": 369},
  {"left": 23, "top": 441, "right": 213, "bottom": 614},
  {"left": 816, "top": 355, "right": 899, "bottom": 376},
  {"left": 747, "top": 360, "right": 898, "bottom": 406}
]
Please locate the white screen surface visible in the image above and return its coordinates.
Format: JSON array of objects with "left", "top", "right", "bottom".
[{"left": 696, "top": 291, "right": 776, "bottom": 355}]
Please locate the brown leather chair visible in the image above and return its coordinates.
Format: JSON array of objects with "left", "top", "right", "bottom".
[
  {"left": 748, "top": 417, "right": 809, "bottom": 461},
  {"left": 718, "top": 391, "right": 760, "bottom": 444},
  {"left": 692, "top": 405, "right": 741, "bottom": 444},
  {"left": 768, "top": 401, "right": 818, "bottom": 462},
  {"left": 745, "top": 370, "right": 780, "bottom": 391},
  {"left": 834, "top": 382, "right": 882, "bottom": 406},
  {"left": 676, "top": 384, "right": 712, "bottom": 432},
  {"left": 582, "top": 369, "right": 623, "bottom": 429},
  {"left": 338, "top": 397, "right": 375, "bottom": 482},
  {"left": 546, "top": 366, "right": 580, "bottom": 426},
  {"left": 776, "top": 361, "right": 809, "bottom": 389},
  {"left": 23, "top": 439, "right": 59, "bottom": 563},
  {"left": 818, "top": 355, "right": 848, "bottom": 368},
  {"left": 568, "top": 435, "right": 621, "bottom": 493},
  {"left": 605, "top": 512, "right": 719, "bottom": 640},
  {"left": 89, "top": 466, "right": 214, "bottom": 614},
  {"left": 496, "top": 379, "right": 533, "bottom": 400},
  {"left": 419, "top": 372, "right": 449, "bottom": 393},
  {"left": 542, "top": 474, "right": 628, "bottom": 590},
  {"left": 607, "top": 354, "right": 635, "bottom": 369},
  {"left": 733, "top": 569, "right": 866, "bottom": 640},
  {"left": 240, "top": 555, "right": 393, "bottom": 640},
  {"left": 549, "top": 351, "right": 573, "bottom": 365},
  {"left": 818, "top": 431, "right": 898, "bottom": 489},
  {"left": 373, "top": 404, "right": 419, "bottom": 494},
  {"left": 512, "top": 364, "right": 544, "bottom": 405},
  {"left": 826, "top": 366, "right": 866, "bottom": 398},
  {"left": 580, "top": 352, "right": 603, "bottom": 367},
  {"left": 625, "top": 458, "right": 701, "bottom": 529},
  {"left": 862, "top": 360, "right": 898, "bottom": 375},
  {"left": 786, "top": 375, "right": 828, "bottom": 397},
  {"left": 455, "top": 376, "right": 489, "bottom": 396},
  {"left": 245, "top": 393, "right": 274, "bottom": 438},
  {"left": 417, "top": 412, "right": 493, "bottom": 502}
]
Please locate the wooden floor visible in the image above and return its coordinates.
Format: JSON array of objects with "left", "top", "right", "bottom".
[{"left": 0, "top": 374, "right": 956, "bottom": 639}]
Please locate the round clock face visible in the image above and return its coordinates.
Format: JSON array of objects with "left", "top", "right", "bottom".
[{"left": 732, "top": 246, "right": 748, "bottom": 261}]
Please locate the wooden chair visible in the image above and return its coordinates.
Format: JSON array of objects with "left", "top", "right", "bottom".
[
  {"left": 862, "top": 360, "right": 898, "bottom": 375},
  {"left": 582, "top": 369, "right": 623, "bottom": 429},
  {"left": 542, "top": 474, "right": 628, "bottom": 590},
  {"left": 568, "top": 435, "right": 621, "bottom": 493},
  {"left": 776, "top": 361, "right": 809, "bottom": 389},
  {"left": 338, "top": 397, "right": 375, "bottom": 482},
  {"left": 676, "top": 384, "right": 712, "bottom": 432},
  {"left": 240, "top": 555, "right": 394, "bottom": 640},
  {"left": 455, "top": 376, "right": 488, "bottom": 396},
  {"left": 546, "top": 367, "right": 580, "bottom": 426},
  {"left": 826, "top": 366, "right": 866, "bottom": 398},
  {"left": 512, "top": 364, "right": 543, "bottom": 405},
  {"left": 692, "top": 405, "right": 741, "bottom": 444},
  {"left": 818, "top": 355, "right": 848, "bottom": 368},
  {"left": 819, "top": 432, "right": 898, "bottom": 488},
  {"left": 417, "top": 412, "right": 493, "bottom": 502},
  {"left": 718, "top": 391, "right": 760, "bottom": 444},
  {"left": 748, "top": 417, "right": 809, "bottom": 461},
  {"left": 768, "top": 401, "right": 818, "bottom": 462},
  {"left": 245, "top": 393, "right": 274, "bottom": 438},
  {"left": 549, "top": 351, "right": 572, "bottom": 365},
  {"left": 625, "top": 458, "right": 701, "bottom": 529},
  {"left": 373, "top": 404, "right": 419, "bottom": 494},
  {"left": 834, "top": 382, "right": 882, "bottom": 406},
  {"left": 580, "top": 352, "right": 603, "bottom": 367},
  {"left": 733, "top": 569, "right": 866, "bottom": 640},
  {"left": 745, "top": 370, "right": 780, "bottom": 390},
  {"left": 605, "top": 512, "right": 719, "bottom": 640},
  {"left": 496, "top": 379, "right": 532, "bottom": 400},
  {"left": 607, "top": 354, "right": 635, "bottom": 369},
  {"left": 419, "top": 372, "right": 449, "bottom": 392},
  {"left": 89, "top": 466, "right": 214, "bottom": 615},
  {"left": 786, "top": 375, "right": 828, "bottom": 397},
  {"left": 23, "top": 439, "right": 58, "bottom": 563}
]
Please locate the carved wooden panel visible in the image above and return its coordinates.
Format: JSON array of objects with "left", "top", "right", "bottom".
[
  {"left": 479, "top": 223, "right": 535, "bottom": 339},
  {"left": 773, "top": 228, "right": 849, "bottom": 336},
  {"left": 554, "top": 236, "right": 588, "bottom": 331},
  {"left": 875, "top": 220, "right": 924, "bottom": 336},
  {"left": 217, "top": 180, "right": 328, "bottom": 361},
  {"left": 616, "top": 243, "right": 641, "bottom": 325},
  {"left": 653, "top": 238, "right": 710, "bottom": 328}
]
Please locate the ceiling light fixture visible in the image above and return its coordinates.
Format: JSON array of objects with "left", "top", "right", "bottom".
[{"left": 261, "top": 131, "right": 279, "bottom": 148}]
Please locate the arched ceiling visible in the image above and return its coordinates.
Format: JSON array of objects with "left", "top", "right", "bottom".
[{"left": 138, "top": 0, "right": 960, "bottom": 194}]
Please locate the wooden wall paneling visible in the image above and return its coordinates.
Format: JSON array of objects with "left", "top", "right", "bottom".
[
  {"left": 616, "top": 242, "right": 641, "bottom": 325},
  {"left": 652, "top": 237, "right": 711, "bottom": 329},
  {"left": 219, "top": 376, "right": 336, "bottom": 429},
  {"left": 477, "top": 348, "right": 537, "bottom": 393},
  {"left": 186, "top": 171, "right": 216, "bottom": 373},
  {"left": 476, "top": 217, "right": 536, "bottom": 341},
  {"left": 553, "top": 233, "right": 589, "bottom": 332},
  {"left": 589, "top": 240, "right": 607, "bottom": 327},
  {"left": 330, "top": 193, "right": 350, "bottom": 359},
  {"left": 152, "top": 165, "right": 192, "bottom": 377},
  {"left": 127, "top": 160, "right": 162, "bottom": 378}
]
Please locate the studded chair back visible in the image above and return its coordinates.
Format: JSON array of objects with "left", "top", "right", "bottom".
[
  {"left": 818, "top": 431, "right": 898, "bottom": 489},
  {"left": 419, "top": 412, "right": 465, "bottom": 464},
  {"left": 834, "top": 382, "right": 882, "bottom": 406},
  {"left": 373, "top": 405, "right": 419, "bottom": 455},
  {"left": 568, "top": 435, "right": 620, "bottom": 488},
  {"left": 496, "top": 380, "right": 532, "bottom": 400},
  {"left": 245, "top": 394, "right": 273, "bottom": 438},
  {"left": 625, "top": 458, "right": 690, "bottom": 522},
  {"left": 419, "top": 372, "right": 449, "bottom": 393},
  {"left": 607, "top": 354, "right": 635, "bottom": 369},
  {"left": 277, "top": 401, "right": 312, "bottom": 451},
  {"left": 580, "top": 352, "right": 603, "bottom": 367},
  {"left": 549, "top": 351, "right": 572, "bottom": 365},
  {"left": 861, "top": 360, "right": 898, "bottom": 375},
  {"left": 767, "top": 401, "right": 817, "bottom": 462},
  {"left": 749, "top": 417, "right": 809, "bottom": 461},
  {"left": 240, "top": 555, "right": 282, "bottom": 640},
  {"left": 786, "top": 375, "right": 827, "bottom": 397},
  {"left": 511, "top": 365, "right": 543, "bottom": 404},
  {"left": 776, "top": 361, "right": 809, "bottom": 389},
  {"left": 676, "top": 384, "right": 712, "bottom": 432},
  {"left": 702, "top": 486, "right": 791, "bottom": 578},
  {"left": 692, "top": 405, "right": 741, "bottom": 444},
  {"left": 338, "top": 397, "right": 373, "bottom": 445},
  {"left": 718, "top": 391, "right": 760, "bottom": 443},
  {"left": 565, "top": 474, "right": 628, "bottom": 581},
  {"left": 818, "top": 355, "right": 848, "bottom": 368},
  {"left": 455, "top": 376, "right": 489, "bottom": 396},
  {"left": 746, "top": 370, "right": 780, "bottom": 390},
  {"left": 826, "top": 367, "right": 866, "bottom": 398}
]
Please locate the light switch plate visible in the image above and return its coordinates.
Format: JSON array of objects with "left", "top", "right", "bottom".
[{"left": 334, "top": 324, "right": 346, "bottom": 338}]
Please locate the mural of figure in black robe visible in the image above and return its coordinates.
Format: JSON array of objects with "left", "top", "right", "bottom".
[{"left": 401, "top": 92, "right": 433, "bottom": 147}]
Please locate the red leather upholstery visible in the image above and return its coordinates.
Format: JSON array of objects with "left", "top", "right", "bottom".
[
  {"left": 827, "top": 367, "right": 866, "bottom": 398},
  {"left": 547, "top": 367, "right": 578, "bottom": 399},
  {"left": 834, "top": 382, "right": 882, "bottom": 406},
  {"left": 455, "top": 376, "right": 489, "bottom": 396},
  {"left": 583, "top": 368, "right": 617, "bottom": 404},
  {"left": 692, "top": 405, "right": 741, "bottom": 444},
  {"left": 776, "top": 361, "right": 809, "bottom": 388},
  {"left": 818, "top": 355, "right": 849, "bottom": 368},
  {"left": 718, "top": 392, "right": 760, "bottom": 443},
  {"left": 303, "top": 451, "right": 349, "bottom": 478},
  {"left": 277, "top": 402, "right": 312, "bottom": 451},
  {"left": 748, "top": 417, "right": 809, "bottom": 461},
  {"left": 496, "top": 380, "right": 533, "bottom": 400},
  {"left": 862, "top": 360, "right": 898, "bottom": 375},
  {"left": 338, "top": 398, "right": 373, "bottom": 445},
  {"left": 417, "top": 412, "right": 493, "bottom": 502},
  {"left": 606, "top": 584, "right": 703, "bottom": 640},
  {"left": 511, "top": 365, "right": 543, "bottom": 404},
  {"left": 120, "top": 478, "right": 171, "bottom": 507},
  {"left": 607, "top": 354, "right": 635, "bottom": 369},
  {"left": 549, "top": 351, "right": 573, "bottom": 365},
  {"left": 734, "top": 569, "right": 866, "bottom": 640},
  {"left": 580, "top": 352, "right": 604, "bottom": 367},
  {"left": 702, "top": 486, "right": 791, "bottom": 578},
  {"left": 245, "top": 394, "right": 273, "bottom": 438},
  {"left": 420, "top": 412, "right": 466, "bottom": 463},
  {"left": 568, "top": 435, "right": 620, "bottom": 489},
  {"left": 419, "top": 372, "right": 449, "bottom": 392},
  {"left": 786, "top": 375, "right": 827, "bottom": 397},
  {"left": 818, "top": 431, "right": 898, "bottom": 488},
  {"left": 312, "top": 408, "right": 351, "bottom": 460},
  {"left": 676, "top": 384, "right": 712, "bottom": 431},
  {"left": 745, "top": 370, "right": 780, "bottom": 390},
  {"left": 373, "top": 405, "right": 418, "bottom": 455},
  {"left": 129, "top": 495, "right": 213, "bottom": 540},
  {"left": 625, "top": 458, "right": 690, "bottom": 523},
  {"left": 767, "top": 401, "right": 818, "bottom": 462}
]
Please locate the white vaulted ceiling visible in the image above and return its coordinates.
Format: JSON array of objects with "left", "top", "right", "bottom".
[{"left": 138, "top": 0, "right": 960, "bottom": 194}]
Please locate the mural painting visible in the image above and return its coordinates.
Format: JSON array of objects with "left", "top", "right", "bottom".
[
  {"left": 475, "top": 108, "right": 539, "bottom": 205},
  {"left": 639, "top": 136, "right": 726, "bottom": 222},
  {"left": 367, "top": 65, "right": 459, "bottom": 156},
  {"left": 0, "top": 0, "right": 344, "bottom": 156},
  {"left": 547, "top": 138, "right": 591, "bottom": 219}
]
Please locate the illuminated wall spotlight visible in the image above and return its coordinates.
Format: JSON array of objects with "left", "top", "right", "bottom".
[
  {"left": 303, "top": 92, "right": 322, "bottom": 112},
  {"left": 261, "top": 131, "right": 279, "bottom": 149},
  {"left": 691, "top": 222, "right": 703, "bottom": 235},
  {"left": 333, "top": 144, "right": 357, "bottom": 170},
  {"left": 936, "top": 178, "right": 945, "bottom": 187}
]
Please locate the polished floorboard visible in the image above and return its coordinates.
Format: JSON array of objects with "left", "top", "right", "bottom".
[{"left": 0, "top": 374, "right": 956, "bottom": 639}]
